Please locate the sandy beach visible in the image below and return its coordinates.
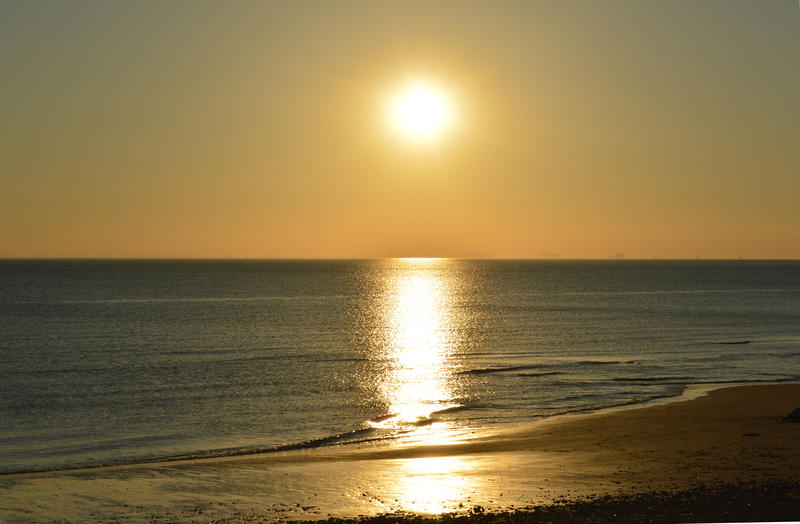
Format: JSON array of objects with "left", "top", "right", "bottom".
[{"left": 2, "top": 383, "right": 799, "bottom": 522}]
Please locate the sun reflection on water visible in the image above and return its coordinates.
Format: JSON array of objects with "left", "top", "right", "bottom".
[
  {"left": 361, "top": 260, "right": 492, "bottom": 516},
  {"left": 371, "top": 261, "right": 460, "bottom": 432}
]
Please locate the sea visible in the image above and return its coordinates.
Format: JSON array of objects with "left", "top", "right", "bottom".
[{"left": 1, "top": 259, "right": 799, "bottom": 475}]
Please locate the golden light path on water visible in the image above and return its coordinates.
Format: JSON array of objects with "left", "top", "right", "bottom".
[
  {"left": 373, "top": 259, "right": 458, "bottom": 430},
  {"left": 370, "top": 259, "right": 481, "bottom": 514}
]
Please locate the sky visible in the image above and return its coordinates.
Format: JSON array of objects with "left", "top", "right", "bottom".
[{"left": 2, "top": 0, "right": 798, "bottom": 259}]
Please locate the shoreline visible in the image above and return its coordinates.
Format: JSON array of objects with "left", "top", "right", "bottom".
[
  {"left": 1, "top": 383, "right": 799, "bottom": 522},
  {"left": 0, "top": 377, "right": 772, "bottom": 477},
  {"left": 0, "top": 379, "right": 695, "bottom": 477}
]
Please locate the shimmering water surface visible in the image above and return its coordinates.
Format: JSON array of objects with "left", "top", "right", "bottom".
[{"left": 1, "top": 259, "right": 799, "bottom": 474}]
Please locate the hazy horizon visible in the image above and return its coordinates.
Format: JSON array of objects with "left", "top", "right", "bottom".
[
  {"left": 2, "top": 256, "right": 799, "bottom": 261},
  {"left": 3, "top": 1, "right": 798, "bottom": 259}
]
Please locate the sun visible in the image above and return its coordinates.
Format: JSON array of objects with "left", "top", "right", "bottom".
[{"left": 388, "top": 81, "right": 453, "bottom": 142}]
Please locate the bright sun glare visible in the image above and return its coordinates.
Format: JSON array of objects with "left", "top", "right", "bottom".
[{"left": 389, "top": 82, "right": 453, "bottom": 141}]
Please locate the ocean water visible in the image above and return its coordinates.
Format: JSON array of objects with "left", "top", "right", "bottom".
[{"left": 1, "top": 259, "right": 799, "bottom": 475}]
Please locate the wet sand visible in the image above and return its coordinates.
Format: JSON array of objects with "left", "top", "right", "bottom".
[{"left": 1, "top": 384, "right": 799, "bottom": 522}]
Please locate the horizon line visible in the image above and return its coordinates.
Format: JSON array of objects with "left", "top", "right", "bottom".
[{"left": 2, "top": 257, "right": 799, "bottom": 262}]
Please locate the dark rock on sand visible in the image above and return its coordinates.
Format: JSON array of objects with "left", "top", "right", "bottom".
[{"left": 782, "top": 408, "right": 800, "bottom": 422}]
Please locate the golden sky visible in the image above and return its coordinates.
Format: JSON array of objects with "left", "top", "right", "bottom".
[{"left": 2, "top": 1, "right": 798, "bottom": 259}]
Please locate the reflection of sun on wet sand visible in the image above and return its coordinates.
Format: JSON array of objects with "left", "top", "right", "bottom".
[{"left": 2, "top": 384, "right": 799, "bottom": 522}]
